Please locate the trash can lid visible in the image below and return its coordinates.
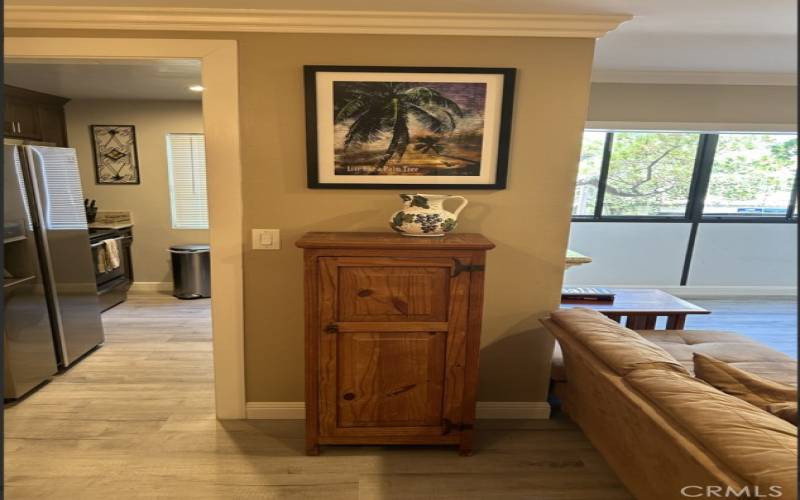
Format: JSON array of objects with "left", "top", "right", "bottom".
[{"left": 169, "top": 244, "right": 210, "bottom": 253}]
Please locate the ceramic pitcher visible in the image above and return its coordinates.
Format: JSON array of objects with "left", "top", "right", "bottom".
[{"left": 389, "top": 193, "right": 468, "bottom": 237}]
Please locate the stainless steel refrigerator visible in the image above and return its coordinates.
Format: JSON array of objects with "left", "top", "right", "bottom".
[
  {"left": 4, "top": 145, "right": 58, "bottom": 398},
  {"left": 5, "top": 144, "right": 105, "bottom": 373}
]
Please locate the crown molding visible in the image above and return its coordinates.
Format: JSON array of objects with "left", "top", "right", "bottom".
[
  {"left": 5, "top": 6, "right": 631, "bottom": 38},
  {"left": 592, "top": 70, "right": 797, "bottom": 86}
]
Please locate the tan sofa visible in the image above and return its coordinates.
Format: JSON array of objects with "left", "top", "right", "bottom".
[{"left": 543, "top": 308, "right": 797, "bottom": 500}]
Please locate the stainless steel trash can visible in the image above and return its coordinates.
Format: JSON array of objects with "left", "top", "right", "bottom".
[{"left": 169, "top": 244, "right": 210, "bottom": 299}]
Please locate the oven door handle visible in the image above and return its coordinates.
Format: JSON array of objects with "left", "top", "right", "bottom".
[{"left": 92, "top": 236, "right": 130, "bottom": 248}]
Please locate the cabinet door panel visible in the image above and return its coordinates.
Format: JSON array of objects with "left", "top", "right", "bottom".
[
  {"left": 318, "top": 256, "right": 471, "bottom": 438},
  {"left": 338, "top": 264, "right": 449, "bottom": 322},
  {"left": 37, "top": 104, "right": 67, "bottom": 146},
  {"left": 7, "top": 98, "right": 41, "bottom": 140},
  {"left": 337, "top": 332, "right": 446, "bottom": 427}
]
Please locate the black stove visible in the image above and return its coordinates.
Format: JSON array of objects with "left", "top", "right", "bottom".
[
  {"left": 89, "top": 228, "right": 119, "bottom": 243},
  {"left": 88, "top": 227, "right": 134, "bottom": 312}
]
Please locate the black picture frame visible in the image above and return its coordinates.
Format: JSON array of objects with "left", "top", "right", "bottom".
[
  {"left": 304, "top": 65, "right": 516, "bottom": 189},
  {"left": 90, "top": 124, "right": 141, "bottom": 185}
]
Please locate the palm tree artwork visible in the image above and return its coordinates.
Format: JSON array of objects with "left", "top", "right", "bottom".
[{"left": 333, "top": 81, "right": 485, "bottom": 176}]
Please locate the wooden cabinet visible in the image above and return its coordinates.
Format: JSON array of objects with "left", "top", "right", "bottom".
[
  {"left": 4, "top": 85, "right": 69, "bottom": 146},
  {"left": 297, "top": 232, "right": 494, "bottom": 455}
]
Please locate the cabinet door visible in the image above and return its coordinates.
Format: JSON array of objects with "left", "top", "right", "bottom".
[
  {"left": 6, "top": 98, "right": 42, "bottom": 140},
  {"left": 37, "top": 104, "right": 68, "bottom": 146},
  {"left": 317, "top": 256, "right": 471, "bottom": 439},
  {"left": 4, "top": 98, "right": 18, "bottom": 136}
]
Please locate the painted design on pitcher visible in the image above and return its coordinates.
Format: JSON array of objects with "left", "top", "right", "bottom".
[{"left": 389, "top": 193, "right": 468, "bottom": 237}]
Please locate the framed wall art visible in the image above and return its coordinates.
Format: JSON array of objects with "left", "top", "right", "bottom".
[
  {"left": 90, "top": 124, "right": 141, "bottom": 184},
  {"left": 304, "top": 65, "right": 516, "bottom": 189}
]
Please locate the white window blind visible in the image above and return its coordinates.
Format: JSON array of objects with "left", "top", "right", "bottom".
[{"left": 167, "top": 133, "right": 208, "bottom": 229}]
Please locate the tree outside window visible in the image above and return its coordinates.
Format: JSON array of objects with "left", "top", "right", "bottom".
[
  {"left": 601, "top": 132, "right": 700, "bottom": 216},
  {"left": 572, "top": 130, "right": 798, "bottom": 220},
  {"left": 703, "top": 134, "right": 797, "bottom": 216},
  {"left": 573, "top": 131, "right": 605, "bottom": 216}
]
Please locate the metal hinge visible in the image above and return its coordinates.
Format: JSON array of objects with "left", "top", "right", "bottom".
[
  {"left": 442, "top": 418, "right": 474, "bottom": 435},
  {"left": 324, "top": 323, "right": 339, "bottom": 334},
  {"left": 451, "top": 259, "right": 485, "bottom": 277}
]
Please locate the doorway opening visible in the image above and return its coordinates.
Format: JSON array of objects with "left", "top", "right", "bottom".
[{"left": 4, "top": 38, "right": 245, "bottom": 419}]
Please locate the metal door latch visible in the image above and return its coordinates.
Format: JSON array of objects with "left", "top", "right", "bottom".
[{"left": 451, "top": 259, "right": 485, "bottom": 277}]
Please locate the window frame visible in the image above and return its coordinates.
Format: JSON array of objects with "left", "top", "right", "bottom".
[
  {"left": 166, "top": 132, "right": 209, "bottom": 230},
  {"left": 572, "top": 129, "right": 799, "bottom": 224}
]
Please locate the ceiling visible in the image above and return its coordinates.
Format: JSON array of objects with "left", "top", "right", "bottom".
[
  {"left": 4, "top": 0, "right": 797, "bottom": 87},
  {"left": 4, "top": 59, "right": 203, "bottom": 100}
]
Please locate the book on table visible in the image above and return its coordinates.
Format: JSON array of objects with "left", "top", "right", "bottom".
[{"left": 561, "top": 287, "right": 616, "bottom": 302}]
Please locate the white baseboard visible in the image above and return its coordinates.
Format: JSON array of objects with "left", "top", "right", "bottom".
[
  {"left": 246, "top": 402, "right": 305, "bottom": 419},
  {"left": 245, "top": 401, "right": 550, "bottom": 420},
  {"left": 564, "top": 284, "right": 797, "bottom": 298},
  {"left": 129, "top": 281, "right": 172, "bottom": 292},
  {"left": 650, "top": 285, "right": 795, "bottom": 298}
]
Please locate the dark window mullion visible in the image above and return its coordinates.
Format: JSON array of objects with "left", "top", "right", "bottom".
[
  {"left": 688, "top": 134, "right": 718, "bottom": 222},
  {"left": 684, "top": 134, "right": 709, "bottom": 220},
  {"left": 786, "top": 165, "right": 799, "bottom": 219},
  {"left": 593, "top": 132, "right": 614, "bottom": 219},
  {"left": 680, "top": 134, "right": 718, "bottom": 286}
]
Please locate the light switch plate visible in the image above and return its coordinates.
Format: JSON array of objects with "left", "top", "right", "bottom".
[{"left": 252, "top": 229, "right": 280, "bottom": 250}]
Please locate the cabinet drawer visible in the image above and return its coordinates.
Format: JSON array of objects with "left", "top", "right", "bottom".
[
  {"left": 322, "top": 257, "right": 453, "bottom": 323},
  {"left": 339, "top": 265, "right": 450, "bottom": 322}
]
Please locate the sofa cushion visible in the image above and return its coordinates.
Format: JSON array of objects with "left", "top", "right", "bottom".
[
  {"left": 767, "top": 402, "right": 798, "bottom": 425},
  {"left": 693, "top": 353, "right": 797, "bottom": 417},
  {"left": 624, "top": 369, "right": 798, "bottom": 497},
  {"left": 550, "top": 308, "right": 689, "bottom": 376},
  {"left": 639, "top": 329, "right": 797, "bottom": 387}
]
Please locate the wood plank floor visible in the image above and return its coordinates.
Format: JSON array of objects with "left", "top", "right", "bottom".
[
  {"left": 4, "top": 293, "right": 630, "bottom": 499},
  {"left": 681, "top": 296, "right": 797, "bottom": 358}
]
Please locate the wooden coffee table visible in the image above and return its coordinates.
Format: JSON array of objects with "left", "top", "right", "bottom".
[{"left": 560, "top": 288, "right": 709, "bottom": 330}]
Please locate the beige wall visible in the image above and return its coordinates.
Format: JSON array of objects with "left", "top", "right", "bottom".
[
  {"left": 65, "top": 99, "right": 207, "bottom": 282},
  {"left": 14, "top": 29, "right": 596, "bottom": 404},
  {"left": 587, "top": 83, "right": 797, "bottom": 127},
  {"left": 235, "top": 34, "right": 594, "bottom": 402}
]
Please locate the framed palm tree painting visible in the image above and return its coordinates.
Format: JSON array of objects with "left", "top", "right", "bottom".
[{"left": 304, "top": 66, "right": 516, "bottom": 189}]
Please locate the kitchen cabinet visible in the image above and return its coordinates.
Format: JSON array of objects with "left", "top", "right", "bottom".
[
  {"left": 296, "top": 232, "right": 494, "bottom": 456},
  {"left": 4, "top": 85, "right": 69, "bottom": 146}
]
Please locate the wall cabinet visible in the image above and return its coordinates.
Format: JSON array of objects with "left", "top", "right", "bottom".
[
  {"left": 4, "top": 85, "right": 69, "bottom": 146},
  {"left": 297, "top": 232, "right": 494, "bottom": 456}
]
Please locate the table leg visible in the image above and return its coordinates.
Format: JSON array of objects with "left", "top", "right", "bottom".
[
  {"left": 626, "top": 315, "right": 648, "bottom": 329},
  {"left": 605, "top": 314, "right": 622, "bottom": 323},
  {"left": 666, "top": 314, "right": 687, "bottom": 330},
  {"left": 643, "top": 315, "right": 657, "bottom": 329}
]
